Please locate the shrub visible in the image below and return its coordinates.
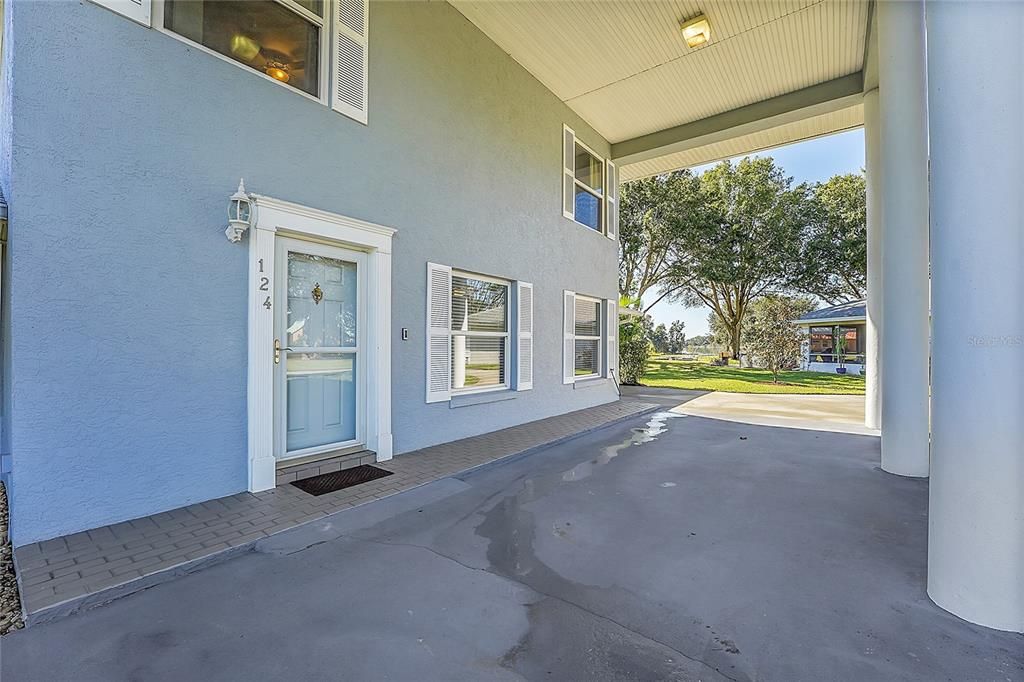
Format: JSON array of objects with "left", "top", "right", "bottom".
[{"left": 618, "top": 311, "right": 653, "bottom": 385}]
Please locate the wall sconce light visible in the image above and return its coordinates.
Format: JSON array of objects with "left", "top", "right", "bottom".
[
  {"left": 680, "top": 14, "right": 711, "bottom": 48},
  {"left": 225, "top": 179, "right": 253, "bottom": 243}
]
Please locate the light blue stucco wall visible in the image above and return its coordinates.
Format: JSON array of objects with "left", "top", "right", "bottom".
[{"left": 5, "top": 0, "right": 618, "bottom": 545}]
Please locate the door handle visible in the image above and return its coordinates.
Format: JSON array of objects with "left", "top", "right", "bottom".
[{"left": 274, "top": 339, "right": 293, "bottom": 364}]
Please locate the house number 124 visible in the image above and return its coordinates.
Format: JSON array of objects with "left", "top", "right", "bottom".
[{"left": 258, "top": 258, "right": 271, "bottom": 310}]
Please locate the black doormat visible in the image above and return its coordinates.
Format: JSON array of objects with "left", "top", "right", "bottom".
[{"left": 291, "top": 465, "right": 393, "bottom": 496}]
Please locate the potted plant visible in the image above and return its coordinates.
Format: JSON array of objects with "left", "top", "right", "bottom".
[{"left": 833, "top": 329, "right": 848, "bottom": 374}]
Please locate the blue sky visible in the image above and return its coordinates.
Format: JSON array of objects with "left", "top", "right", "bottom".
[{"left": 644, "top": 127, "right": 866, "bottom": 335}]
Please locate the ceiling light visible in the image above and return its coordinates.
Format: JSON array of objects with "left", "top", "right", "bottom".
[
  {"left": 265, "top": 62, "right": 291, "bottom": 83},
  {"left": 680, "top": 14, "right": 711, "bottom": 48}
]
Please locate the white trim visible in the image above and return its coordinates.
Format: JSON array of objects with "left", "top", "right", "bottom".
[
  {"left": 797, "top": 316, "right": 867, "bottom": 326},
  {"left": 425, "top": 262, "right": 453, "bottom": 404},
  {"left": 515, "top": 281, "right": 533, "bottom": 391},
  {"left": 90, "top": 0, "right": 151, "bottom": 26},
  {"left": 246, "top": 191, "right": 394, "bottom": 491}
]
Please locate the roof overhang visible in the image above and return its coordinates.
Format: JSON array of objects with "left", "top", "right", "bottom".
[
  {"left": 451, "top": 1, "right": 873, "bottom": 178},
  {"left": 796, "top": 316, "right": 867, "bottom": 326}
]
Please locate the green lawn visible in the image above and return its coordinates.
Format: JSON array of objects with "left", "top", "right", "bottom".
[{"left": 642, "top": 358, "right": 866, "bottom": 395}]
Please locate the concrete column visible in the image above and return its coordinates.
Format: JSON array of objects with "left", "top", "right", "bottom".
[
  {"left": 863, "top": 88, "right": 882, "bottom": 430},
  {"left": 926, "top": 0, "right": 1024, "bottom": 633},
  {"left": 876, "top": 0, "right": 930, "bottom": 477}
]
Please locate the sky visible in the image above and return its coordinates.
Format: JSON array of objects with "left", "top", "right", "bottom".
[{"left": 643, "top": 128, "right": 866, "bottom": 336}]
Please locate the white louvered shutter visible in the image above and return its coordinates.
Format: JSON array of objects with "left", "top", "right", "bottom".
[
  {"left": 332, "top": 0, "right": 369, "bottom": 124},
  {"left": 605, "top": 160, "right": 619, "bottom": 240},
  {"left": 426, "top": 263, "right": 452, "bottom": 403},
  {"left": 90, "top": 0, "right": 150, "bottom": 25},
  {"left": 605, "top": 300, "right": 618, "bottom": 379},
  {"left": 563, "top": 291, "right": 576, "bottom": 384},
  {"left": 562, "top": 126, "right": 576, "bottom": 219},
  {"left": 516, "top": 282, "right": 534, "bottom": 391}
]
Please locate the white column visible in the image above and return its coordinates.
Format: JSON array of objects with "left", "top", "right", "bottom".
[
  {"left": 876, "top": 0, "right": 930, "bottom": 477},
  {"left": 926, "top": 0, "right": 1024, "bottom": 633},
  {"left": 863, "top": 88, "right": 882, "bottom": 430}
]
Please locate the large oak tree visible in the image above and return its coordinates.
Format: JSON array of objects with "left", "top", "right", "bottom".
[{"left": 665, "top": 157, "right": 807, "bottom": 360}]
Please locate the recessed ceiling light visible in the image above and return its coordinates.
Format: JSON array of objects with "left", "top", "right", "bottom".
[{"left": 680, "top": 14, "right": 711, "bottom": 48}]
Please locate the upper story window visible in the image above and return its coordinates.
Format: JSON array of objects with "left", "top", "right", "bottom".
[
  {"left": 164, "top": 0, "right": 324, "bottom": 97},
  {"left": 91, "top": 0, "right": 369, "bottom": 123},
  {"left": 562, "top": 125, "right": 619, "bottom": 240}
]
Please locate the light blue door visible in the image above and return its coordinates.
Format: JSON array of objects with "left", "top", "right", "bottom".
[{"left": 279, "top": 243, "right": 362, "bottom": 458}]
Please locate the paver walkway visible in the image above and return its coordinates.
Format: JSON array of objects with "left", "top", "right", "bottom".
[{"left": 14, "top": 399, "right": 656, "bottom": 624}]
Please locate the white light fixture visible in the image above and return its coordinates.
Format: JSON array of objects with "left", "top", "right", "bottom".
[
  {"left": 680, "top": 14, "right": 711, "bottom": 48},
  {"left": 225, "top": 179, "right": 253, "bottom": 243}
]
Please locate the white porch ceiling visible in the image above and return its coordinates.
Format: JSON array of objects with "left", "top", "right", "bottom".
[{"left": 450, "top": 0, "right": 870, "bottom": 175}]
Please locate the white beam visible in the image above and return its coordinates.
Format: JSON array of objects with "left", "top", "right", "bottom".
[{"left": 610, "top": 73, "right": 864, "bottom": 166}]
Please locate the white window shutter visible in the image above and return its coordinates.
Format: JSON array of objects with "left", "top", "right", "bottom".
[
  {"left": 605, "top": 160, "right": 618, "bottom": 240},
  {"left": 563, "top": 290, "right": 576, "bottom": 384},
  {"left": 605, "top": 299, "right": 618, "bottom": 379},
  {"left": 426, "top": 263, "right": 452, "bottom": 403},
  {"left": 562, "top": 126, "right": 576, "bottom": 219},
  {"left": 90, "top": 0, "right": 151, "bottom": 26},
  {"left": 332, "top": 0, "right": 369, "bottom": 124},
  {"left": 516, "top": 282, "right": 534, "bottom": 391}
]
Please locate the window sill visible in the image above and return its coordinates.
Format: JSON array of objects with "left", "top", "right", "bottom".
[
  {"left": 573, "top": 376, "right": 608, "bottom": 390},
  {"left": 450, "top": 389, "right": 517, "bottom": 409}
]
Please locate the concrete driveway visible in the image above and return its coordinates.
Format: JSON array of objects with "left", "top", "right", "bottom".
[
  {"left": 2, "top": 406, "right": 1020, "bottom": 681},
  {"left": 622, "top": 386, "right": 874, "bottom": 435}
]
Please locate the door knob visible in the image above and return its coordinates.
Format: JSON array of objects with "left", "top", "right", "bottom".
[{"left": 274, "top": 339, "right": 293, "bottom": 364}]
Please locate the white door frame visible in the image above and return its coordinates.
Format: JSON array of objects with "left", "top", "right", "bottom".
[
  {"left": 246, "top": 194, "right": 395, "bottom": 492},
  {"left": 274, "top": 238, "right": 367, "bottom": 462}
]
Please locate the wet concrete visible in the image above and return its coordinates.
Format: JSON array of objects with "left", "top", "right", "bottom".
[{"left": 2, "top": 405, "right": 1021, "bottom": 681}]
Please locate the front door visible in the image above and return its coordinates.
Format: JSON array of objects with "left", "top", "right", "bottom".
[{"left": 274, "top": 238, "right": 366, "bottom": 461}]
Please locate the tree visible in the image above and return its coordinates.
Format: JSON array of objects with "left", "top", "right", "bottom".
[
  {"left": 667, "top": 320, "right": 686, "bottom": 353},
  {"left": 746, "top": 295, "right": 813, "bottom": 382},
  {"left": 797, "top": 173, "right": 867, "bottom": 304},
  {"left": 665, "top": 157, "right": 807, "bottom": 360},
  {"left": 650, "top": 323, "right": 669, "bottom": 353},
  {"left": 686, "top": 334, "right": 713, "bottom": 350},
  {"left": 618, "top": 170, "right": 704, "bottom": 312}
]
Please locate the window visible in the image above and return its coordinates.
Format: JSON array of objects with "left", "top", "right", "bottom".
[
  {"left": 562, "top": 126, "right": 619, "bottom": 239},
  {"left": 809, "top": 325, "right": 863, "bottom": 364},
  {"left": 573, "top": 297, "right": 602, "bottom": 377},
  {"left": 102, "top": 0, "right": 371, "bottom": 122},
  {"left": 450, "top": 273, "right": 509, "bottom": 393},
  {"left": 562, "top": 291, "right": 617, "bottom": 384},
  {"left": 164, "top": 0, "right": 324, "bottom": 96},
  {"left": 425, "top": 264, "right": 533, "bottom": 403}
]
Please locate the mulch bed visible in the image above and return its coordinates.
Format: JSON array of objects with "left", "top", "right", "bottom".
[{"left": 0, "top": 481, "right": 24, "bottom": 634}]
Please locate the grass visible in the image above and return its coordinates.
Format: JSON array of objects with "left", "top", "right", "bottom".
[{"left": 642, "top": 358, "right": 866, "bottom": 395}]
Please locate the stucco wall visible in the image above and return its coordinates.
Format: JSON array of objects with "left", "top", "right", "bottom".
[{"left": 6, "top": 1, "right": 618, "bottom": 544}]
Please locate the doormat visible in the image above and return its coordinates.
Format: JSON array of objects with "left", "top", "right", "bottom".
[{"left": 291, "top": 465, "right": 393, "bottom": 496}]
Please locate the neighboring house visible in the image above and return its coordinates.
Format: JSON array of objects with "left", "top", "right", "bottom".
[
  {"left": 0, "top": 0, "right": 623, "bottom": 545},
  {"left": 795, "top": 300, "right": 866, "bottom": 376}
]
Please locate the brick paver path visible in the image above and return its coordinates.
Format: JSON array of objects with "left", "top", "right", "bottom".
[{"left": 15, "top": 400, "right": 656, "bottom": 623}]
